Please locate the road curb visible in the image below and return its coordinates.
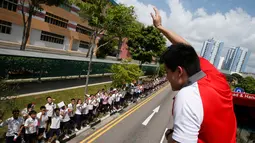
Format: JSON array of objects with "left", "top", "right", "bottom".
[{"left": 61, "top": 112, "right": 118, "bottom": 142}]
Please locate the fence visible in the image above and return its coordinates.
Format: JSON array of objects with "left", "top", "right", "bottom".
[{"left": 0, "top": 55, "right": 157, "bottom": 80}]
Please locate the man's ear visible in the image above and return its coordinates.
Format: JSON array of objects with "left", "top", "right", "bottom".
[{"left": 177, "top": 66, "right": 183, "bottom": 77}]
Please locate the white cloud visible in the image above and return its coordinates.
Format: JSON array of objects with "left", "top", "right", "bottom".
[{"left": 117, "top": 0, "right": 255, "bottom": 73}]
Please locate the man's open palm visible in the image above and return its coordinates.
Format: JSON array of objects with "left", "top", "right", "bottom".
[{"left": 150, "top": 7, "right": 162, "bottom": 27}]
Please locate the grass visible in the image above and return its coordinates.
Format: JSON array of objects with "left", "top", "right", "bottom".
[{"left": 0, "top": 83, "right": 111, "bottom": 139}]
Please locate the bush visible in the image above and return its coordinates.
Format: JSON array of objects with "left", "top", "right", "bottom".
[{"left": 110, "top": 62, "right": 143, "bottom": 87}]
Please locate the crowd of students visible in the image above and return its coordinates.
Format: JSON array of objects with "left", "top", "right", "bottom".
[{"left": 0, "top": 77, "right": 167, "bottom": 143}]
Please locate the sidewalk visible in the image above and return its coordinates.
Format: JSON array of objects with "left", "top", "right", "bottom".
[{"left": 13, "top": 81, "right": 112, "bottom": 99}]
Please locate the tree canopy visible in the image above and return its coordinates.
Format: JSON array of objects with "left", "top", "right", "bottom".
[
  {"left": 104, "top": 4, "right": 137, "bottom": 55},
  {"left": 96, "top": 37, "right": 118, "bottom": 59},
  {"left": 231, "top": 73, "right": 244, "bottom": 84},
  {"left": 110, "top": 62, "right": 143, "bottom": 88},
  {"left": 236, "top": 76, "right": 255, "bottom": 94},
  {"left": 128, "top": 26, "right": 167, "bottom": 64},
  {"left": 226, "top": 74, "right": 255, "bottom": 94}
]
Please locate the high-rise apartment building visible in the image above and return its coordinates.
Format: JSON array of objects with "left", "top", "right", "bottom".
[
  {"left": 223, "top": 47, "right": 251, "bottom": 73},
  {"left": 217, "top": 56, "right": 225, "bottom": 70},
  {"left": 200, "top": 39, "right": 224, "bottom": 68}
]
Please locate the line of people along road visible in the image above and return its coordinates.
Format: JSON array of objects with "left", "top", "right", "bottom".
[{"left": 0, "top": 77, "right": 167, "bottom": 143}]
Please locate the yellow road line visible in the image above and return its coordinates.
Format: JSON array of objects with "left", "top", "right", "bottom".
[
  {"left": 80, "top": 85, "right": 168, "bottom": 143},
  {"left": 80, "top": 91, "right": 157, "bottom": 143}
]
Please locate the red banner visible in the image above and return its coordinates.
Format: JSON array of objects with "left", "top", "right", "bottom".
[
  {"left": 232, "top": 92, "right": 255, "bottom": 107},
  {"left": 232, "top": 92, "right": 255, "bottom": 100}
]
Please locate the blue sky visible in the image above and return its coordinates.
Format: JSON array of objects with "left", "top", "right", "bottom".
[
  {"left": 139, "top": 0, "right": 255, "bottom": 16},
  {"left": 118, "top": 0, "right": 255, "bottom": 73}
]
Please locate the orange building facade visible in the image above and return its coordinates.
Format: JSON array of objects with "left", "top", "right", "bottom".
[{"left": 0, "top": 0, "right": 128, "bottom": 57}]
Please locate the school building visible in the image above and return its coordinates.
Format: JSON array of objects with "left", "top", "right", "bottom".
[{"left": 0, "top": 0, "right": 130, "bottom": 58}]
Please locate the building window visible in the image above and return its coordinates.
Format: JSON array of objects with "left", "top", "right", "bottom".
[
  {"left": 40, "top": 31, "right": 64, "bottom": 44},
  {"left": 76, "top": 24, "right": 92, "bottom": 36},
  {"left": 45, "top": 12, "right": 68, "bottom": 28},
  {"left": 59, "top": 3, "right": 71, "bottom": 12},
  {"left": 79, "top": 41, "right": 90, "bottom": 49},
  {"left": 0, "top": 0, "right": 17, "bottom": 12},
  {"left": 0, "top": 20, "right": 12, "bottom": 34}
]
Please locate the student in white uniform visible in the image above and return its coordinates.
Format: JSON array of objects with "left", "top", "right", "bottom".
[
  {"left": 36, "top": 106, "right": 48, "bottom": 141},
  {"left": 81, "top": 100, "right": 88, "bottom": 127},
  {"left": 21, "top": 103, "right": 35, "bottom": 121},
  {"left": 102, "top": 93, "right": 109, "bottom": 114},
  {"left": 60, "top": 104, "right": 71, "bottom": 139},
  {"left": 115, "top": 90, "right": 121, "bottom": 110},
  {"left": 87, "top": 96, "right": 95, "bottom": 122},
  {"left": 108, "top": 93, "right": 114, "bottom": 113},
  {"left": 45, "top": 96, "right": 56, "bottom": 131},
  {"left": 75, "top": 99, "right": 83, "bottom": 131},
  {"left": 0, "top": 109, "right": 24, "bottom": 143},
  {"left": 92, "top": 96, "right": 99, "bottom": 118},
  {"left": 24, "top": 110, "right": 38, "bottom": 143},
  {"left": 48, "top": 108, "right": 63, "bottom": 143},
  {"left": 67, "top": 98, "right": 76, "bottom": 122}
]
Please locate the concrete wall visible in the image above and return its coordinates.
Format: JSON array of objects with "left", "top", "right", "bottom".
[{"left": 0, "top": 24, "right": 23, "bottom": 43}]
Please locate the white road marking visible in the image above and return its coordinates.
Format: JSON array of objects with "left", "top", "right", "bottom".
[
  {"left": 160, "top": 128, "right": 168, "bottom": 143},
  {"left": 142, "top": 106, "right": 160, "bottom": 126}
]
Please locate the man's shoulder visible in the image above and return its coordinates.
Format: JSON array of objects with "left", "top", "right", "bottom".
[{"left": 177, "top": 82, "right": 200, "bottom": 99}]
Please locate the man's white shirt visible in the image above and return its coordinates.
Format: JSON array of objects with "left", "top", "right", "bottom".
[
  {"left": 60, "top": 108, "right": 70, "bottom": 122},
  {"left": 24, "top": 117, "right": 38, "bottom": 134},
  {"left": 75, "top": 104, "right": 83, "bottom": 115},
  {"left": 45, "top": 103, "right": 56, "bottom": 117},
  {"left": 0, "top": 117, "right": 24, "bottom": 137},
  {"left": 50, "top": 115, "right": 63, "bottom": 129},
  {"left": 67, "top": 103, "right": 75, "bottom": 117},
  {"left": 172, "top": 82, "right": 204, "bottom": 143},
  {"left": 36, "top": 112, "right": 48, "bottom": 128}
]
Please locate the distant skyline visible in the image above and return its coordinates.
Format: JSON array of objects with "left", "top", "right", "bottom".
[
  {"left": 223, "top": 47, "right": 251, "bottom": 73},
  {"left": 200, "top": 39, "right": 223, "bottom": 69},
  {"left": 117, "top": 0, "right": 255, "bottom": 73}
]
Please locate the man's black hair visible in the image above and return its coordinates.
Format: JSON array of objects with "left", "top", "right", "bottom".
[
  {"left": 54, "top": 108, "right": 60, "bottom": 112},
  {"left": 29, "top": 110, "right": 37, "bottom": 115},
  {"left": 71, "top": 98, "right": 75, "bottom": 101},
  {"left": 40, "top": 106, "right": 46, "bottom": 110},
  {"left": 27, "top": 103, "right": 33, "bottom": 109},
  {"left": 46, "top": 96, "right": 51, "bottom": 100},
  {"left": 160, "top": 43, "right": 200, "bottom": 77},
  {"left": 12, "top": 109, "right": 20, "bottom": 114}
]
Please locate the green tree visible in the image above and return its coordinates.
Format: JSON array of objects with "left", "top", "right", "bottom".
[
  {"left": 71, "top": 0, "right": 113, "bottom": 94},
  {"left": 20, "top": 0, "right": 65, "bottom": 50},
  {"left": 237, "top": 76, "right": 255, "bottom": 94},
  {"left": 96, "top": 37, "right": 118, "bottom": 59},
  {"left": 231, "top": 73, "right": 244, "bottom": 84},
  {"left": 105, "top": 4, "right": 137, "bottom": 58},
  {"left": 110, "top": 62, "right": 143, "bottom": 88},
  {"left": 128, "top": 26, "right": 167, "bottom": 66}
]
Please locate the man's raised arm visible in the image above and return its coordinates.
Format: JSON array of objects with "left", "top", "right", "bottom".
[{"left": 150, "top": 7, "right": 190, "bottom": 46}]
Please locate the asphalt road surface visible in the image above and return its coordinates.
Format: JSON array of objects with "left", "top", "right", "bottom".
[{"left": 70, "top": 85, "right": 176, "bottom": 143}]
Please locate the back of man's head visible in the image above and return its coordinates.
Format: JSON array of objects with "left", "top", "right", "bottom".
[{"left": 160, "top": 43, "right": 200, "bottom": 77}]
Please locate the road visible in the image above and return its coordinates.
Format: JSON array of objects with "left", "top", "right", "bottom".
[{"left": 70, "top": 85, "right": 176, "bottom": 143}]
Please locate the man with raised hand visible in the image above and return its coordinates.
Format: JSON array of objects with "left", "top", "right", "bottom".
[{"left": 151, "top": 7, "right": 236, "bottom": 143}]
